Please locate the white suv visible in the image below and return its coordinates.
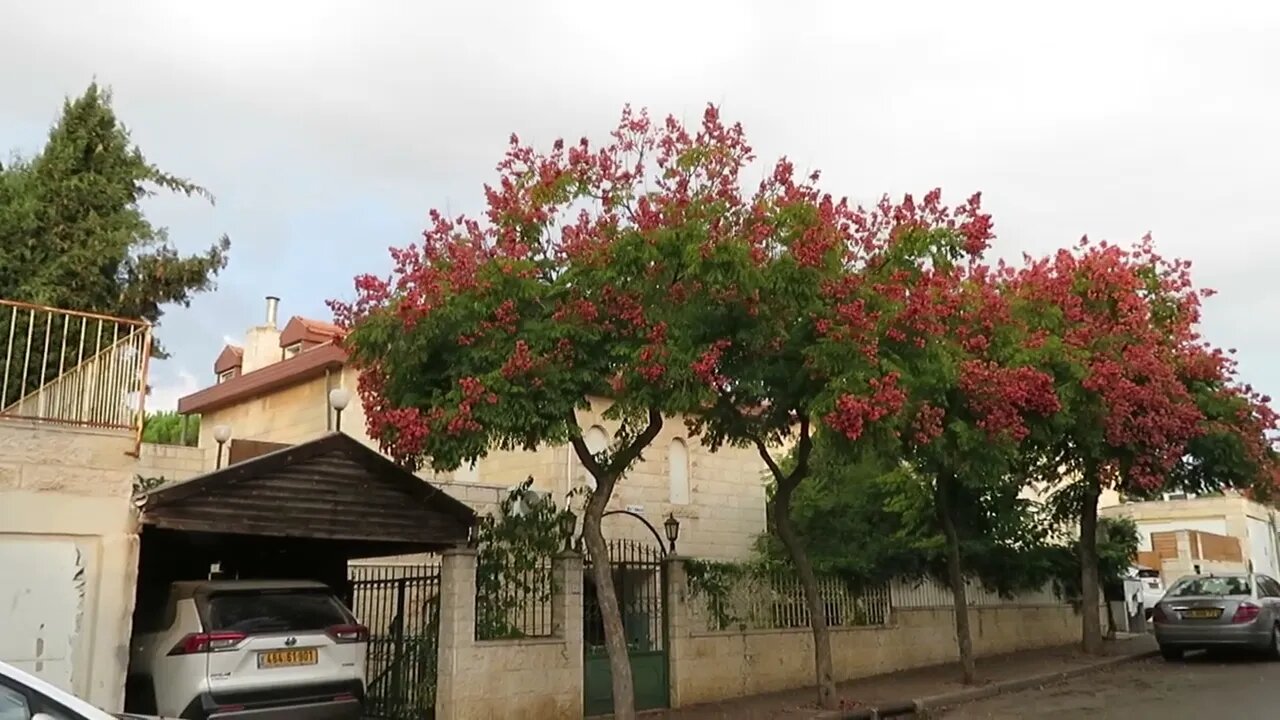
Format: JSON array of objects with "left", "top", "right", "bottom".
[{"left": 127, "top": 580, "right": 367, "bottom": 720}]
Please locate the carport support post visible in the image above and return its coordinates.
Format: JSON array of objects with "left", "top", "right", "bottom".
[{"left": 435, "top": 547, "right": 478, "bottom": 720}]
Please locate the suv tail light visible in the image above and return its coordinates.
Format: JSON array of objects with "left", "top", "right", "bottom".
[
  {"left": 168, "top": 631, "right": 247, "bottom": 655},
  {"left": 1232, "top": 602, "right": 1261, "bottom": 624},
  {"left": 326, "top": 624, "right": 369, "bottom": 643}
]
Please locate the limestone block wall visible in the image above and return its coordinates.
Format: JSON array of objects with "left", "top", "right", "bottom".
[
  {"left": 664, "top": 559, "right": 1096, "bottom": 708},
  {"left": 136, "top": 443, "right": 207, "bottom": 483},
  {"left": 0, "top": 420, "right": 140, "bottom": 712},
  {"left": 434, "top": 548, "right": 583, "bottom": 720}
]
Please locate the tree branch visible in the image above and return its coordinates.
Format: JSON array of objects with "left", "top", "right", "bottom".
[
  {"left": 752, "top": 434, "right": 786, "bottom": 484},
  {"left": 787, "top": 415, "right": 813, "bottom": 487},
  {"left": 607, "top": 407, "right": 664, "bottom": 477},
  {"left": 566, "top": 408, "right": 606, "bottom": 480}
]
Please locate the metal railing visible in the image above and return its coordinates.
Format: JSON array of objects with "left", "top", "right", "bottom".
[
  {"left": 690, "top": 567, "right": 892, "bottom": 632},
  {"left": 0, "top": 300, "right": 152, "bottom": 441}
]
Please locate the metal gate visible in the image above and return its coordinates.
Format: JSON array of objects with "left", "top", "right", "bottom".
[
  {"left": 583, "top": 539, "right": 669, "bottom": 716},
  {"left": 349, "top": 564, "right": 441, "bottom": 720}
]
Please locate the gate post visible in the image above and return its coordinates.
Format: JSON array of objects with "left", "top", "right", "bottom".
[
  {"left": 664, "top": 554, "right": 692, "bottom": 709},
  {"left": 553, "top": 550, "right": 585, "bottom": 718},
  {"left": 435, "top": 546, "right": 477, "bottom": 720}
]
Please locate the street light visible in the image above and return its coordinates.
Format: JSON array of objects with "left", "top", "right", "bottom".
[
  {"left": 664, "top": 513, "right": 681, "bottom": 555},
  {"left": 559, "top": 510, "right": 577, "bottom": 552},
  {"left": 213, "top": 424, "right": 232, "bottom": 469},
  {"left": 329, "top": 388, "right": 352, "bottom": 432}
]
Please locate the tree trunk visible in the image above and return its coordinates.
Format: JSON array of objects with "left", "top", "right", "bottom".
[
  {"left": 581, "top": 476, "right": 636, "bottom": 720},
  {"left": 774, "top": 481, "right": 839, "bottom": 710},
  {"left": 1079, "top": 469, "right": 1104, "bottom": 655},
  {"left": 935, "top": 477, "right": 976, "bottom": 685}
]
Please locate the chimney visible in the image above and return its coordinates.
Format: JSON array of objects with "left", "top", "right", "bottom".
[{"left": 265, "top": 296, "right": 280, "bottom": 328}]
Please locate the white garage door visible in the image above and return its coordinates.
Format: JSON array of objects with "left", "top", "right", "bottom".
[{"left": 0, "top": 537, "right": 84, "bottom": 692}]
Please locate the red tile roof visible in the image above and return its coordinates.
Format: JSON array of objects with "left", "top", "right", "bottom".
[
  {"left": 213, "top": 345, "right": 244, "bottom": 374},
  {"left": 179, "top": 342, "right": 347, "bottom": 415}
]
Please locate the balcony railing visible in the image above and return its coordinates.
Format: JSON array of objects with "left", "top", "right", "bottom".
[{"left": 0, "top": 299, "right": 152, "bottom": 442}]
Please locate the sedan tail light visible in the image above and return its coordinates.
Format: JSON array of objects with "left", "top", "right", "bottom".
[
  {"left": 168, "top": 631, "right": 247, "bottom": 655},
  {"left": 1232, "top": 602, "right": 1261, "bottom": 624},
  {"left": 326, "top": 624, "right": 369, "bottom": 643}
]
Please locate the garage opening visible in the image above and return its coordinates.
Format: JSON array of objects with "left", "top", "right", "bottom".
[{"left": 127, "top": 433, "right": 474, "bottom": 720}]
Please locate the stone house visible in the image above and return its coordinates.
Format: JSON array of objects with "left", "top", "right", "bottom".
[{"left": 175, "top": 297, "right": 773, "bottom": 560}]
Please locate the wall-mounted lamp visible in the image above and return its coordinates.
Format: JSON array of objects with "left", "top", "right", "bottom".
[
  {"left": 329, "top": 388, "right": 352, "bottom": 433},
  {"left": 213, "top": 424, "right": 232, "bottom": 469}
]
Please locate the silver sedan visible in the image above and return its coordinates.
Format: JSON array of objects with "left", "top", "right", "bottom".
[{"left": 1153, "top": 573, "right": 1280, "bottom": 660}]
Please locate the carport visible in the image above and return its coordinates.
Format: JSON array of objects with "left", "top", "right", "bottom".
[{"left": 133, "top": 432, "right": 475, "bottom": 604}]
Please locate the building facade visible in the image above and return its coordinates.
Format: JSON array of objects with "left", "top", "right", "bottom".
[{"left": 176, "top": 298, "right": 773, "bottom": 561}]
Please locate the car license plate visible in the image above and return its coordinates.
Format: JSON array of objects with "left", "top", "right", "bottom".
[
  {"left": 257, "top": 648, "right": 318, "bottom": 668},
  {"left": 1182, "top": 608, "right": 1222, "bottom": 620}
]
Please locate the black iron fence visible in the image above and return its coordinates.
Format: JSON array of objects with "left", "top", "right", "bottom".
[{"left": 349, "top": 563, "right": 441, "bottom": 720}]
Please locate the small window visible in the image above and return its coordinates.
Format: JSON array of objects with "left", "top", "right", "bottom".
[
  {"left": 284, "top": 343, "right": 303, "bottom": 359},
  {"left": 668, "top": 438, "right": 690, "bottom": 505},
  {"left": 217, "top": 369, "right": 236, "bottom": 384}
]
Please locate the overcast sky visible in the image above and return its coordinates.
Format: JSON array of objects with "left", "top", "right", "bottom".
[{"left": 2, "top": 0, "right": 1277, "bottom": 410}]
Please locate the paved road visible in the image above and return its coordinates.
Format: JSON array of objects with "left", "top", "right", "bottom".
[{"left": 940, "top": 652, "right": 1280, "bottom": 719}]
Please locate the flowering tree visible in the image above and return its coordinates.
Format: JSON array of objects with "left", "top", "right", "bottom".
[{"left": 1006, "top": 238, "right": 1278, "bottom": 653}]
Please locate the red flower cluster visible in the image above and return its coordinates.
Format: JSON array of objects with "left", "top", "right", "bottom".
[{"left": 825, "top": 374, "right": 908, "bottom": 441}]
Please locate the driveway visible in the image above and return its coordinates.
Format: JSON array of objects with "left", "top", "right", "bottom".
[{"left": 939, "top": 651, "right": 1280, "bottom": 718}]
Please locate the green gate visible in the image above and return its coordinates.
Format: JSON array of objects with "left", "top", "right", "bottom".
[
  {"left": 349, "top": 564, "right": 441, "bottom": 720},
  {"left": 583, "top": 539, "right": 669, "bottom": 716}
]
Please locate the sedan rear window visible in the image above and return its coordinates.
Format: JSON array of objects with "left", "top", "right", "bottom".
[
  {"left": 202, "top": 590, "right": 351, "bottom": 634},
  {"left": 1166, "top": 576, "right": 1251, "bottom": 598}
]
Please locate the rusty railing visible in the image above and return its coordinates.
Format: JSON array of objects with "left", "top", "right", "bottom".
[{"left": 0, "top": 300, "right": 152, "bottom": 441}]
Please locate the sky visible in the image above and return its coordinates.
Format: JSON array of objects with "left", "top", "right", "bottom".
[{"left": 1, "top": 0, "right": 1278, "bottom": 410}]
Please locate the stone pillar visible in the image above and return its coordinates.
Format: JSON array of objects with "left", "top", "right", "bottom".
[
  {"left": 435, "top": 547, "right": 477, "bottom": 720},
  {"left": 553, "top": 550, "right": 585, "bottom": 718},
  {"left": 664, "top": 555, "right": 692, "bottom": 709}
]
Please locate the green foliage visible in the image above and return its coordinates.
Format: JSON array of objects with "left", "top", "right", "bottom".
[
  {"left": 759, "top": 433, "right": 1059, "bottom": 597},
  {"left": 141, "top": 410, "right": 199, "bottom": 446},
  {"left": 684, "top": 558, "right": 757, "bottom": 631},
  {"left": 0, "top": 83, "right": 229, "bottom": 357},
  {"left": 473, "top": 478, "right": 577, "bottom": 640}
]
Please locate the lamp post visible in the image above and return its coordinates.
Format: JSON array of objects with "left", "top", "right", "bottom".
[
  {"left": 664, "top": 513, "right": 681, "bottom": 555},
  {"left": 213, "top": 425, "right": 232, "bottom": 469},
  {"left": 328, "top": 388, "right": 351, "bottom": 433},
  {"left": 559, "top": 510, "right": 577, "bottom": 552}
]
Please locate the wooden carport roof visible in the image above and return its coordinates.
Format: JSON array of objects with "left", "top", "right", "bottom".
[{"left": 139, "top": 432, "right": 475, "bottom": 550}]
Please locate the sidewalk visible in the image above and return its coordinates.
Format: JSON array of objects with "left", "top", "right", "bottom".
[{"left": 650, "top": 634, "right": 1158, "bottom": 719}]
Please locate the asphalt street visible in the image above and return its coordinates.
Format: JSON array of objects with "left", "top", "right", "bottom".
[{"left": 939, "top": 652, "right": 1280, "bottom": 719}]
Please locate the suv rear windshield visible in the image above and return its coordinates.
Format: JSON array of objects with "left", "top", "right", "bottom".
[
  {"left": 1167, "top": 576, "right": 1251, "bottom": 598},
  {"left": 201, "top": 589, "right": 351, "bottom": 634},
  {"left": 1136, "top": 569, "right": 1161, "bottom": 579}
]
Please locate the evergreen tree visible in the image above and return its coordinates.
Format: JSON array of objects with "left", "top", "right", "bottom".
[{"left": 0, "top": 83, "right": 229, "bottom": 357}]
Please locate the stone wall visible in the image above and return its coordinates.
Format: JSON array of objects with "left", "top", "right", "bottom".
[
  {"left": 0, "top": 420, "right": 140, "bottom": 711},
  {"left": 434, "top": 548, "right": 583, "bottom": 720},
  {"left": 664, "top": 559, "right": 1096, "bottom": 709},
  {"left": 136, "top": 442, "right": 207, "bottom": 483}
]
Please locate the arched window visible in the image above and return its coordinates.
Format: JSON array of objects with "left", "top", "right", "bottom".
[
  {"left": 668, "top": 438, "right": 690, "bottom": 505},
  {"left": 576, "top": 426, "right": 609, "bottom": 490}
]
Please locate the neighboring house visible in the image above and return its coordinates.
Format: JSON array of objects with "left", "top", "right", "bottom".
[
  {"left": 1101, "top": 493, "right": 1280, "bottom": 580},
  {"left": 176, "top": 297, "right": 772, "bottom": 561}
]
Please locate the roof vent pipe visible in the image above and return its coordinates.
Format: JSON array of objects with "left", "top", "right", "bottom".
[{"left": 265, "top": 296, "right": 280, "bottom": 328}]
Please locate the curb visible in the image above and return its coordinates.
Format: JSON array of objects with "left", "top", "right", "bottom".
[{"left": 814, "top": 648, "right": 1159, "bottom": 719}]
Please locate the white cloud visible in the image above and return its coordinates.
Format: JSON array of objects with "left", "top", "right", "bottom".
[{"left": 148, "top": 369, "right": 200, "bottom": 413}]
